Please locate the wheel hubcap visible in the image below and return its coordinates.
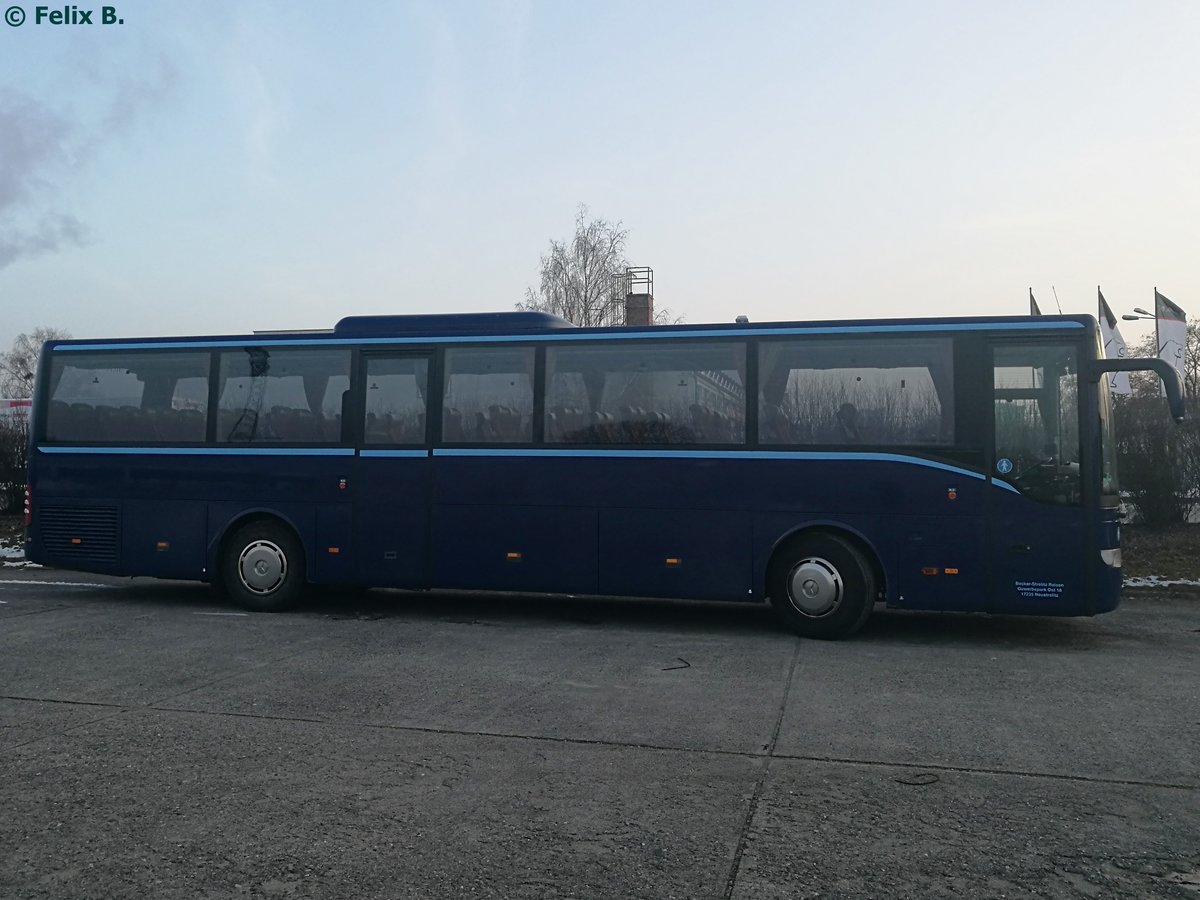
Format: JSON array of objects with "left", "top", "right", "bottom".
[
  {"left": 787, "top": 556, "right": 843, "bottom": 617},
  {"left": 238, "top": 540, "right": 287, "bottom": 594}
]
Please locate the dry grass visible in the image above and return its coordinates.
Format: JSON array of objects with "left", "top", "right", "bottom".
[
  {"left": 1120, "top": 524, "right": 1200, "bottom": 579},
  {"left": 0, "top": 514, "right": 21, "bottom": 548}
]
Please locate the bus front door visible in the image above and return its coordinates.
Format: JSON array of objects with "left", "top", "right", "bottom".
[{"left": 989, "top": 343, "right": 1086, "bottom": 614}]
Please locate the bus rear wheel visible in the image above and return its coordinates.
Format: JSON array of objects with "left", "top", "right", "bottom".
[
  {"left": 768, "top": 532, "right": 875, "bottom": 640},
  {"left": 220, "top": 520, "right": 306, "bottom": 613}
]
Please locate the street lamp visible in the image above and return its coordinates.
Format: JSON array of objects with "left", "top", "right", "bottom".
[{"left": 1121, "top": 308, "right": 1155, "bottom": 321}]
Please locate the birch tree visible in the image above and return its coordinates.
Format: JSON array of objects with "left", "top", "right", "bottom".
[
  {"left": 1, "top": 326, "right": 70, "bottom": 397},
  {"left": 519, "top": 205, "right": 677, "bottom": 326},
  {"left": 518, "top": 205, "right": 629, "bottom": 327}
]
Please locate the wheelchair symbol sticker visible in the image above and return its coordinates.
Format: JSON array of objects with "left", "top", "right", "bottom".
[{"left": 996, "top": 458, "right": 1013, "bottom": 475}]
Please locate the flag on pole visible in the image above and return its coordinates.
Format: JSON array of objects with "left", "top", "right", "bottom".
[
  {"left": 1154, "top": 289, "right": 1187, "bottom": 399},
  {"left": 1029, "top": 288, "right": 1042, "bottom": 316},
  {"left": 1097, "top": 288, "right": 1131, "bottom": 395}
]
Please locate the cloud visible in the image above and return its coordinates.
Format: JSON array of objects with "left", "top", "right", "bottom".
[
  {"left": 0, "top": 96, "right": 72, "bottom": 212},
  {"left": 0, "top": 214, "right": 90, "bottom": 269},
  {"left": 100, "top": 52, "right": 179, "bottom": 132},
  {"left": 0, "top": 50, "right": 177, "bottom": 271},
  {"left": 223, "top": 12, "right": 286, "bottom": 182},
  {"left": 0, "top": 96, "right": 84, "bottom": 271}
]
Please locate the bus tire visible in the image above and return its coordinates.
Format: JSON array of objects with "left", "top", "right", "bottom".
[
  {"left": 220, "top": 520, "right": 306, "bottom": 613},
  {"left": 767, "top": 532, "right": 875, "bottom": 640}
]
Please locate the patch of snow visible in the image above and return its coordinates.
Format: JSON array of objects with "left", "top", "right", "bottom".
[
  {"left": 3, "top": 560, "right": 40, "bottom": 568},
  {"left": 1124, "top": 575, "right": 1200, "bottom": 588},
  {"left": 0, "top": 545, "right": 23, "bottom": 559},
  {"left": 0, "top": 579, "right": 115, "bottom": 588}
]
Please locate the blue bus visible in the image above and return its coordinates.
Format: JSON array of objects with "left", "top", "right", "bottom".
[{"left": 24, "top": 311, "right": 1184, "bottom": 638}]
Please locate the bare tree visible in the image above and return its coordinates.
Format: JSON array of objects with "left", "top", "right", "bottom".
[
  {"left": 519, "top": 205, "right": 677, "bottom": 326},
  {"left": 1184, "top": 319, "right": 1199, "bottom": 401},
  {"left": 1116, "top": 317, "right": 1199, "bottom": 526},
  {"left": 0, "top": 417, "right": 27, "bottom": 513},
  {"left": 0, "top": 327, "right": 69, "bottom": 397}
]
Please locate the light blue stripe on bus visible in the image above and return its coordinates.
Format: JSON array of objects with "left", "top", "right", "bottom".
[
  {"left": 360, "top": 449, "right": 429, "bottom": 458},
  {"left": 433, "top": 447, "right": 1022, "bottom": 493},
  {"left": 53, "top": 320, "right": 1086, "bottom": 352},
  {"left": 38, "top": 446, "right": 355, "bottom": 457},
  {"left": 36, "top": 445, "right": 1021, "bottom": 493}
]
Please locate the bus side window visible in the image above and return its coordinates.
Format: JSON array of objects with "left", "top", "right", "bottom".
[
  {"left": 363, "top": 356, "right": 429, "bottom": 445},
  {"left": 44, "top": 351, "right": 209, "bottom": 444},
  {"left": 442, "top": 347, "right": 534, "bottom": 444},
  {"left": 216, "top": 347, "right": 350, "bottom": 444},
  {"left": 545, "top": 342, "right": 746, "bottom": 445},
  {"left": 758, "top": 338, "right": 954, "bottom": 446}
]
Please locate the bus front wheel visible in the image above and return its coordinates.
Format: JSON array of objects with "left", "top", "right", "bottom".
[
  {"left": 767, "top": 532, "right": 875, "bottom": 640},
  {"left": 220, "top": 520, "right": 306, "bottom": 613}
]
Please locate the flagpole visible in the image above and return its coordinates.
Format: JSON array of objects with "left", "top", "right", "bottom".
[{"left": 1155, "top": 286, "right": 1162, "bottom": 355}]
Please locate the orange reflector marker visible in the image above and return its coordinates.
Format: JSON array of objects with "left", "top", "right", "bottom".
[
  {"left": 666, "top": 557, "right": 682, "bottom": 567},
  {"left": 70, "top": 538, "right": 82, "bottom": 545},
  {"left": 506, "top": 552, "right": 521, "bottom": 561},
  {"left": 327, "top": 547, "right": 340, "bottom": 554},
  {"left": 944, "top": 567, "right": 959, "bottom": 575},
  {"left": 921, "top": 567, "right": 939, "bottom": 576},
  {"left": 156, "top": 541, "right": 170, "bottom": 551}
]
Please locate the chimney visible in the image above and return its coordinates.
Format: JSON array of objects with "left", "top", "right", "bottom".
[
  {"left": 619, "top": 266, "right": 655, "bottom": 326},
  {"left": 624, "top": 292, "right": 653, "bottom": 327}
]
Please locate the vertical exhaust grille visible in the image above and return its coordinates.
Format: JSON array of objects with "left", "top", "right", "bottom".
[{"left": 39, "top": 506, "right": 120, "bottom": 566}]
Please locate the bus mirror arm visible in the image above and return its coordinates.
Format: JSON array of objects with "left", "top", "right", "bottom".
[{"left": 1085, "top": 358, "right": 1185, "bottom": 422}]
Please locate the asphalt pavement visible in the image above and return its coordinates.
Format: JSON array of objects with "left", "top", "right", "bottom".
[{"left": 0, "top": 572, "right": 1197, "bottom": 899}]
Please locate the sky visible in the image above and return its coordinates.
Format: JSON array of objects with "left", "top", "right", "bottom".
[{"left": 1, "top": 0, "right": 1197, "bottom": 358}]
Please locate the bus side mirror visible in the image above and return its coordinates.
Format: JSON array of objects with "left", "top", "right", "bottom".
[{"left": 1085, "top": 357, "right": 1185, "bottom": 422}]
